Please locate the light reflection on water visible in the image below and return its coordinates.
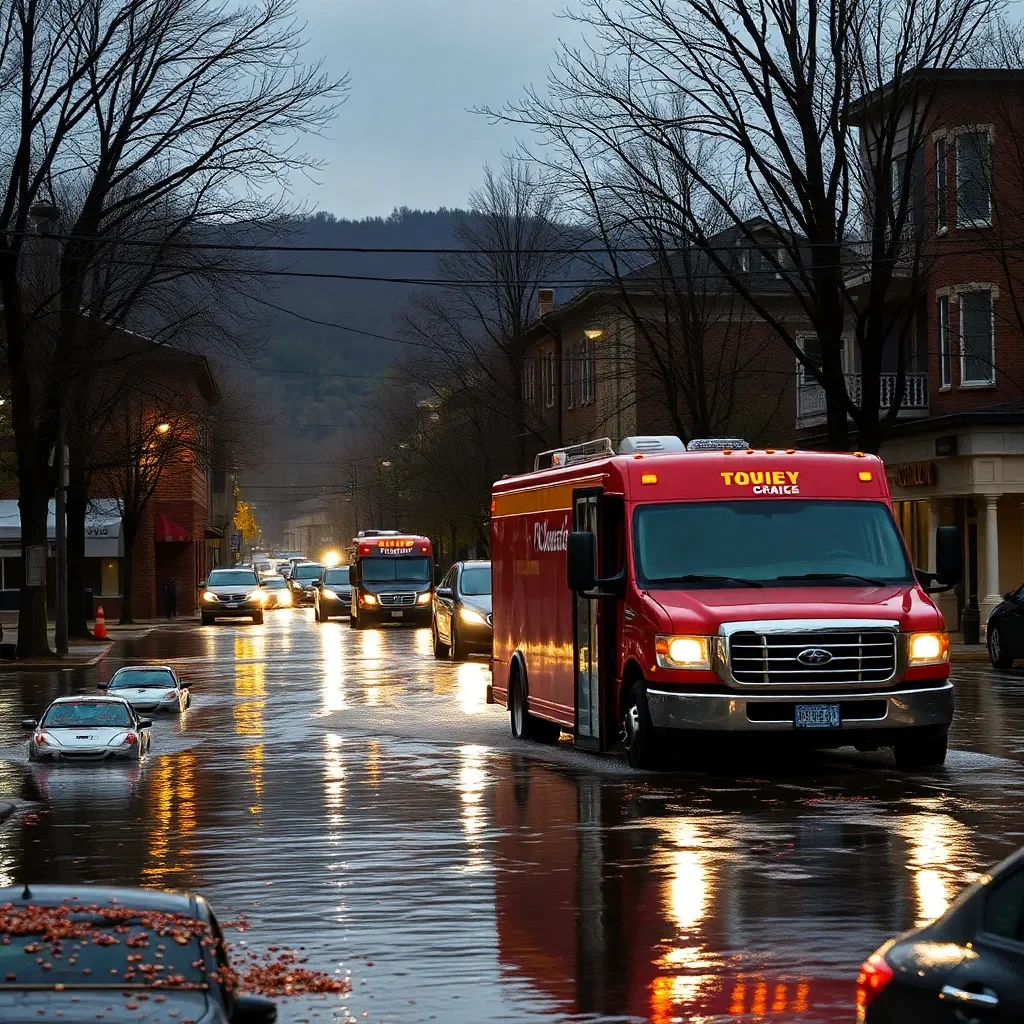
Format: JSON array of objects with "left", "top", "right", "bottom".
[{"left": 897, "top": 810, "right": 977, "bottom": 927}]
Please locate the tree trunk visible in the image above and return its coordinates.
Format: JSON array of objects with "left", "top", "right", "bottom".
[
  {"left": 66, "top": 460, "right": 89, "bottom": 638},
  {"left": 120, "top": 522, "right": 136, "bottom": 625},
  {"left": 17, "top": 479, "right": 52, "bottom": 658}
]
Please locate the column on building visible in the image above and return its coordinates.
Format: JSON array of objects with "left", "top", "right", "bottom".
[
  {"left": 928, "top": 498, "right": 960, "bottom": 631},
  {"left": 981, "top": 494, "right": 1002, "bottom": 620}
]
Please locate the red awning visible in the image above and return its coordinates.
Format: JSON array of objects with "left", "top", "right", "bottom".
[{"left": 155, "top": 513, "right": 192, "bottom": 543}]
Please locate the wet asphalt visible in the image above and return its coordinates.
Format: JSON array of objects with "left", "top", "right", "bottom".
[{"left": 0, "top": 612, "right": 1020, "bottom": 1023}]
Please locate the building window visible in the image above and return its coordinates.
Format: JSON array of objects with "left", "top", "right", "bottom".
[
  {"left": 0, "top": 556, "right": 22, "bottom": 590},
  {"left": 960, "top": 289, "right": 994, "bottom": 385},
  {"left": 957, "top": 130, "right": 991, "bottom": 227},
  {"left": 541, "top": 350, "right": 555, "bottom": 409},
  {"left": 935, "top": 137, "right": 947, "bottom": 231},
  {"left": 582, "top": 336, "right": 596, "bottom": 404},
  {"left": 566, "top": 345, "right": 576, "bottom": 409},
  {"left": 522, "top": 360, "right": 536, "bottom": 407},
  {"left": 938, "top": 295, "right": 951, "bottom": 389}
]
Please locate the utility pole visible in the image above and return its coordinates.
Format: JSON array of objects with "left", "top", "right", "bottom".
[{"left": 54, "top": 426, "right": 68, "bottom": 655}]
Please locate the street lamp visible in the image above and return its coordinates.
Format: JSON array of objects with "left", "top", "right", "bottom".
[
  {"left": 156, "top": 422, "right": 171, "bottom": 434},
  {"left": 584, "top": 326, "right": 605, "bottom": 340}
]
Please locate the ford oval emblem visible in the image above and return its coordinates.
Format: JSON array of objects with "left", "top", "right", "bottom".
[{"left": 797, "top": 648, "right": 833, "bottom": 666}]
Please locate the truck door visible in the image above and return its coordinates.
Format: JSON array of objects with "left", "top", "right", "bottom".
[{"left": 573, "top": 491, "right": 602, "bottom": 750}]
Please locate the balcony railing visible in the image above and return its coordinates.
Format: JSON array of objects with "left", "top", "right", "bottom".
[{"left": 796, "top": 372, "right": 929, "bottom": 422}]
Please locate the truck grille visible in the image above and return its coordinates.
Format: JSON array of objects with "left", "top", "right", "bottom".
[
  {"left": 378, "top": 593, "right": 416, "bottom": 607},
  {"left": 729, "top": 629, "right": 897, "bottom": 686},
  {"left": 218, "top": 593, "right": 248, "bottom": 602}
]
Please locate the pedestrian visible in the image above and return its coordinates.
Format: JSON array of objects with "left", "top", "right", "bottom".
[{"left": 163, "top": 577, "right": 177, "bottom": 619}]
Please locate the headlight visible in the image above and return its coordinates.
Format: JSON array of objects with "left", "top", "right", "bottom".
[
  {"left": 322, "top": 588, "right": 338, "bottom": 600},
  {"left": 361, "top": 593, "right": 378, "bottom": 606},
  {"left": 249, "top": 590, "right": 266, "bottom": 604},
  {"left": 417, "top": 592, "right": 432, "bottom": 605},
  {"left": 459, "top": 607, "right": 487, "bottom": 625},
  {"left": 278, "top": 591, "right": 291, "bottom": 606},
  {"left": 655, "top": 634, "right": 712, "bottom": 670},
  {"left": 202, "top": 591, "right": 217, "bottom": 602},
  {"left": 908, "top": 631, "right": 949, "bottom": 666}
]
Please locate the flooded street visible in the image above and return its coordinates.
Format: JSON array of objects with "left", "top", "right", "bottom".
[{"left": 0, "top": 614, "right": 1020, "bottom": 1022}]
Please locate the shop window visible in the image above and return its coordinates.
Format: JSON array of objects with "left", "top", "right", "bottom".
[
  {"left": 1, "top": 557, "right": 22, "bottom": 590},
  {"left": 960, "top": 289, "right": 995, "bottom": 385},
  {"left": 101, "top": 559, "right": 121, "bottom": 597}
]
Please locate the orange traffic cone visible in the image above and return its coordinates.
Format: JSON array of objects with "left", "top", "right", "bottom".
[{"left": 94, "top": 605, "right": 108, "bottom": 640}]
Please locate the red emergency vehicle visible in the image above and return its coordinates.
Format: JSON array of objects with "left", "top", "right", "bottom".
[
  {"left": 490, "top": 436, "right": 962, "bottom": 769},
  {"left": 347, "top": 530, "right": 434, "bottom": 628}
]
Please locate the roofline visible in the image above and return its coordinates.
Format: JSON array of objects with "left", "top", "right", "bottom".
[{"left": 847, "top": 68, "right": 1024, "bottom": 121}]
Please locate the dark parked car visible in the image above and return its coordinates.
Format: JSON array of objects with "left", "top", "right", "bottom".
[
  {"left": 987, "top": 584, "right": 1024, "bottom": 668},
  {"left": 0, "top": 884, "right": 276, "bottom": 1023},
  {"left": 857, "top": 847, "right": 1024, "bottom": 1022},
  {"left": 432, "top": 560, "right": 492, "bottom": 660},
  {"left": 315, "top": 565, "right": 352, "bottom": 622},
  {"left": 287, "top": 562, "right": 324, "bottom": 606}
]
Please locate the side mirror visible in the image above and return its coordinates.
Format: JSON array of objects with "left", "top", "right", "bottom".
[
  {"left": 21, "top": 719, "right": 37, "bottom": 730},
  {"left": 349, "top": 563, "right": 361, "bottom": 585},
  {"left": 199, "top": 579, "right": 207, "bottom": 589},
  {"left": 566, "top": 532, "right": 596, "bottom": 593},
  {"left": 436, "top": 587, "right": 452, "bottom": 599},
  {"left": 180, "top": 683, "right": 190, "bottom": 690},
  {"left": 138, "top": 719, "right": 153, "bottom": 730},
  {"left": 96, "top": 681, "right": 109, "bottom": 690},
  {"left": 231, "top": 993, "right": 278, "bottom": 1024},
  {"left": 935, "top": 525, "right": 963, "bottom": 587}
]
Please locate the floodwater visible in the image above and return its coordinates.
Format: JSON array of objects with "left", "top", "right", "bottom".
[{"left": 0, "top": 613, "right": 1019, "bottom": 1023}]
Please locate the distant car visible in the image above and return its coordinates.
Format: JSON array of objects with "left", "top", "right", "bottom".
[
  {"left": 99, "top": 665, "right": 190, "bottom": 712},
  {"left": 315, "top": 565, "right": 352, "bottom": 622},
  {"left": 0, "top": 884, "right": 277, "bottom": 1024},
  {"left": 987, "top": 585, "right": 1024, "bottom": 668},
  {"left": 432, "top": 560, "right": 492, "bottom": 660},
  {"left": 201, "top": 567, "right": 264, "bottom": 626},
  {"left": 259, "top": 576, "right": 292, "bottom": 608},
  {"left": 253, "top": 558, "right": 275, "bottom": 576},
  {"left": 23, "top": 696, "right": 152, "bottom": 762},
  {"left": 287, "top": 562, "right": 324, "bottom": 606},
  {"left": 857, "top": 846, "right": 1024, "bottom": 1023}
]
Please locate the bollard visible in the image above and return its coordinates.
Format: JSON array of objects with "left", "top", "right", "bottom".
[{"left": 961, "top": 597, "right": 981, "bottom": 645}]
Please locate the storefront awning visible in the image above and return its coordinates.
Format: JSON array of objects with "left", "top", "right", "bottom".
[
  {"left": 0, "top": 499, "right": 123, "bottom": 557},
  {"left": 155, "top": 513, "right": 191, "bottom": 543}
]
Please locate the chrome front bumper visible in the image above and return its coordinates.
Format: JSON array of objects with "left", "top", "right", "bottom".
[{"left": 645, "top": 682, "right": 953, "bottom": 733}]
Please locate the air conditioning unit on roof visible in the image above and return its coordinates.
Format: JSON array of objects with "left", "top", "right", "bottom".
[{"left": 617, "top": 436, "right": 685, "bottom": 455}]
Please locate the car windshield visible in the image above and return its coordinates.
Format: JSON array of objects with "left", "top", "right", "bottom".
[
  {"left": 294, "top": 564, "right": 323, "bottom": 580},
  {"left": 261, "top": 577, "right": 287, "bottom": 590},
  {"left": 208, "top": 570, "right": 258, "bottom": 587},
  {"left": 460, "top": 566, "right": 491, "bottom": 596},
  {"left": 633, "top": 500, "right": 913, "bottom": 586},
  {"left": 109, "top": 670, "right": 175, "bottom": 689},
  {"left": 325, "top": 567, "right": 350, "bottom": 585},
  {"left": 360, "top": 556, "right": 432, "bottom": 582},
  {"left": 42, "top": 702, "right": 132, "bottom": 728},
  {"left": 0, "top": 906, "right": 208, "bottom": 989}
]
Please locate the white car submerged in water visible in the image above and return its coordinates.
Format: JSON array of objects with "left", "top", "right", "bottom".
[
  {"left": 99, "top": 664, "right": 191, "bottom": 712},
  {"left": 23, "top": 696, "right": 152, "bottom": 763}
]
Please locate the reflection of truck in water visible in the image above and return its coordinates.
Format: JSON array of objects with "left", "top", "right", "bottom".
[
  {"left": 491, "top": 760, "right": 896, "bottom": 1022},
  {"left": 347, "top": 530, "right": 433, "bottom": 628}
]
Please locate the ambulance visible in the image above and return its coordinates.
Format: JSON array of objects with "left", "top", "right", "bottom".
[
  {"left": 489, "top": 436, "right": 962, "bottom": 770},
  {"left": 347, "top": 530, "right": 434, "bottom": 628}
]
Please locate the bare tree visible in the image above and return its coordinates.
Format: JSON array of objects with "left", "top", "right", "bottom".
[
  {"left": 0, "top": 0, "right": 344, "bottom": 655},
  {"left": 493, "top": 0, "right": 997, "bottom": 452}
]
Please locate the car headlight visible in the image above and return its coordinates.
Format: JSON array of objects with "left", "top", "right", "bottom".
[
  {"left": 417, "top": 592, "right": 432, "bottom": 605},
  {"left": 249, "top": 590, "right": 267, "bottom": 604},
  {"left": 908, "top": 631, "right": 949, "bottom": 666},
  {"left": 202, "top": 591, "right": 217, "bottom": 602},
  {"left": 322, "top": 588, "right": 338, "bottom": 600},
  {"left": 459, "top": 607, "right": 487, "bottom": 625},
  {"left": 655, "top": 634, "right": 713, "bottom": 670},
  {"left": 278, "top": 591, "right": 292, "bottom": 606},
  {"left": 361, "top": 593, "right": 377, "bottom": 606}
]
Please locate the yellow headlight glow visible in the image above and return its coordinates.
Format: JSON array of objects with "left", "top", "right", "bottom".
[
  {"left": 655, "top": 634, "right": 712, "bottom": 670},
  {"left": 417, "top": 592, "right": 432, "bottom": 605},
  {"left": 361, "top": 593, "right": 378, "bottom": 606},
  {"left": 909, "top": 631, "right": 948, "bottom": 665},
  {"left": 202, "top": 591, "right": 217, "bottom": 602},
  {"left": 459, "top": 607, "right": 487, "bottom": 625}
]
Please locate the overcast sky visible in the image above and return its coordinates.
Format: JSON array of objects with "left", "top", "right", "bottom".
[{"left": 293, "top": 0, "right": 569, "bottom": 219}]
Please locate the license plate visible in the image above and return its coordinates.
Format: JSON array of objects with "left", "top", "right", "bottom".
[
  {"left": 795, "top": 704, "right": 841, "bottom": 729},
  {"left": 391, "top": 610, "right": 404, "bottom": 619},
  {"left": 225, "top": 603, "right": 238, "bottom": 609}
]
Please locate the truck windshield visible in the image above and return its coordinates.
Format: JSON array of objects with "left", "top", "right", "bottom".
[
  {"left": 360, "top": 556, "right": 431, "bottom": 582},
  {"left": 633, "top": 500, "right": 913, "bottom": 587}
]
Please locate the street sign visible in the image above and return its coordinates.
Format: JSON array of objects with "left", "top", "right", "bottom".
[
  {"left": 230, "top": 531, "right": 242, "bottom": 551},
  {"left": 25, "top": 545, "right": 45, "bottom": 586}
]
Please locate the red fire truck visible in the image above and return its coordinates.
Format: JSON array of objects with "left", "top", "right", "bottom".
[
  {"left": 490, "top": 436, "right": 961, "bottom": 769},
  {"left": 347, "top": 530, "right": 434, "bottom": 628}
]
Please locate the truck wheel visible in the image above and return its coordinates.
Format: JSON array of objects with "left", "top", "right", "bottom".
[
  {"left": 988, "top": 626, "right": 1014, "bottom": 670},
  {"left": 624, "top": 681, "right": 666, "bottom": 770},
  {"left": 894, "top": 733, "right": 948, "bottom": 770},
  {"left": 509, "top": 672, "right": 561, "bottom": 743},
  {"left": 432, "top": 621, "right": 449, "bottom": 659}
]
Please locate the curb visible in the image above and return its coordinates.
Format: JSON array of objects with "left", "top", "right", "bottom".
[{"left": 0, "top": 645, "right": 112, "bottom": 672}]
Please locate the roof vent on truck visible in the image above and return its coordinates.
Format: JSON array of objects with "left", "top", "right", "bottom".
[
  {"left": 617, "top": 435, "right": 686, "bottom": 455},
  {"left": 685, "top": 437, "right": 750, "bottom": 451}
]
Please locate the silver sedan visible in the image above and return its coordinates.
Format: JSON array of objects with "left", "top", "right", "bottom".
[
  {"left": 99, "top": 665, "right": 191, "bottom": 713},
  {"left": 24, "top": 696, "right": 152, "bottom": 762}
]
